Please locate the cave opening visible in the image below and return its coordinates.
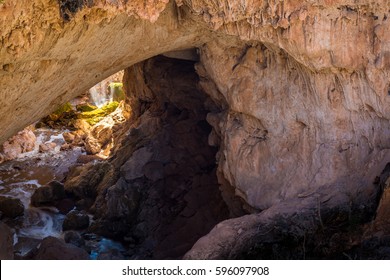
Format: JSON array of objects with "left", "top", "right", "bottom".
[
  {"left": 87, "top": 54, "right": 233, "bottom": 259},
  {"left": 0, "top": 51, "right": 238, "bottom": 260}
]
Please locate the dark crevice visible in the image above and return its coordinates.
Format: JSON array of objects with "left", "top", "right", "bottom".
[
  {"left": 85, "top": 55, "right": 230, "bottom": 259},
  {"left": 58, "top": 0, "right": 93, "bottom": 22}
]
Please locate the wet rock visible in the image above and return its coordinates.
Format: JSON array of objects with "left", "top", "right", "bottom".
[
  {"left": 75, "top": 198, "right": 95, "bottom": 211},
  {"left": 63, "top": 210, "right": 90, "bottom": 231},
  {"left": 0, "top": 222, "right": 14, "bottom": 259},
  {"left": 30, "top": 181, "right": 65, "bottom": 207},
  {"left": 0, "top": 196, "right": 24, "bottom": 218},
  {"left": 64, "top": 231, "right": 85, "bottom": 248},
  {"left": 32, "top": 236, "right": 89, "bottom": 260},
  {"left": 85, "top": 135, "right": 101, "bottom": 155},
  {"left": 62, "top": 131, "right": 75, "bottom": 143},
  {"left": 60, "top": 143, "right": 72, "bottom": 151},
  {"left": 39, "top": 142, "right": 56, "bottom": 153},
  {"left": 54, "top": 198, "right": 75, "bottom": 214},
  {"left": 14, "top": 237, "right": 41, "bottom": 258}
]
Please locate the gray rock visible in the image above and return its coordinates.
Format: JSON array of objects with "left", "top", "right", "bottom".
[
  {"left": 63, "top": 210, "right": 90, "bottom": 231},
  {"left": 64, "top": 231, "right": 85, "bottom": 247},
  {"left": 143, "top": 161, "right": 164, "bottom": 182},
  {"left": 106, "top": 177, "right": 140, "bottom": 219},
  {"left": 120, "top": 147, "right": 152, "bottom": 181},
  {"left": 0, "top": 222, "right": 14, "bottom": 259}
]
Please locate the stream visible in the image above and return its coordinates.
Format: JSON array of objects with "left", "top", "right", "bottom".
[{"left": 0, "top": 127, "right": 127, "bottom": 259}]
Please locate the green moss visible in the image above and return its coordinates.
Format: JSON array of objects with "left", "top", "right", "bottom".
[
  {"left": 78, "top": 101, "right": 119, "bottom": 125},
  {"left": 53, "top": 102, "right": 73, "bottom": 114},
  {"left": 40, "top": 100, "right": 119, "bottom": 128},
  {"left": 76, "top": 103, "right": 98, "bottom": 112},
  {"left": 46, "top": 102, "right": 74, "bottom": 122}
]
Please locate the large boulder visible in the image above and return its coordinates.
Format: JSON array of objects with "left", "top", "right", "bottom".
[
  {"left": 84, "top": 135, "right": 101, "bottom": 155},
  {"left": 0, "top": 128, "right": 36, "bottom": 162},
  {"left": 64, "top": 162, "right": 112, "bottom": 199},
  {"left": 0, "top": 196, "right": 24, "bottom": 219},
  {"left": 0, "top": 222, "right": 14, "bottom": 259},
  {"left": 30, "top": 181, "right": 65, "bottom": 207},
  {"left": 32, "top": 236, "right": 89, "bottom": 260}
]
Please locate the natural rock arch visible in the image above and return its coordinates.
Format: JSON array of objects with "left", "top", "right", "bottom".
[
  {"left": 0, "top": 0, "right": 211, "bottom": 144},
  {"left": 1, "top": 0, "right": 390, "bottom": 259}
]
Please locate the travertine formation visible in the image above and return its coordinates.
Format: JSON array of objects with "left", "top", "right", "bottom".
[{"left": 0, "top": 0, "right": 389, "bottom": 259}]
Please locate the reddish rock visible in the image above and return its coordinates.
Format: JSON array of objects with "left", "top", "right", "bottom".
[
  {"left": 84, "top": 135, "right": 101, "bottom": 155},
  {"left": 38, "top": 142, "right": 56, "bottom": 153},
  {"left": 0, "top": 128, "right": 36, "bottom": 162},
  {"left": 62, "top": 131, "right": 75, "bottom": 143}
]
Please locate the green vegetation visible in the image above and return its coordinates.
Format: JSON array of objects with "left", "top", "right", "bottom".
[
  {"left": 40, "top": 101, "right": 119, "bottom": 128},
  {"left": 76, "top": 103, "right": 97, "bottom": 112},
  {"left": 78, "top": 101, "right": 119, "bottom": 125},
  {"left": 47, "top": 102, "right": 74, "bottom": 122}
]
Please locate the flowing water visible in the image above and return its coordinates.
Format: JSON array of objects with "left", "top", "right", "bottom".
[
  {"left": 0, "top": 129, "right": 74, "bottom": 247},
  {"left": 0, "top": 127, "right": 128, "bottom": 259},
  {"left": 89, "top": 83, "right": 113, "bottom": 107}
]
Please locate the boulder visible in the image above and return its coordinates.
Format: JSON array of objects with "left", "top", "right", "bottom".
[
  {"left": 0, "top": 128, "right": 36, "bottom": 161},
  {"left": 84, "top": 135, "right": 101, "bottom": 155},
  {"left": 64, "top": 231, "right": 85, "bottom": 248},
  {"left": 62, "top": 131, "right": 75, "bottom": 143},
  {"left": 73, "top": 119, "right": 91, "bottom": 134},
  {"left": 32, "top": 236, "right": 89, "bottom": 260},
  {"left": 54, "top": 198, "right": 75, "bottom": 214},
  {"left": 0, "top": 222, "right": 14, "bottom": 259},
  {"left": 0, "top": 196, "right": 24, "bottom": 218},
  {"left": 38, "top": 142, "right": 56, "bottom": 153},
  {"left": 30, "top": 181, "right": 65, "bottom": 207},
  {"left": 64, "top": 161, "right": 111, "bottom": 199},
  {"left": 62, "top": 210, "right": 90, "bottom": 231},
  {"left": 91, "top": 119, "right": 114, "bottom": 148},
  {"left": 60, "top": 143, "right": 72, "bottom": 151}
]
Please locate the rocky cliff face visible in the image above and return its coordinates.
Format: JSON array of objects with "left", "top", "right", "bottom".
[{"left": 0, "top": 0, "right": 389, "bottom": 259}]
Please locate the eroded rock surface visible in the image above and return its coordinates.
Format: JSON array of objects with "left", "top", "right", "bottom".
[{"left": 0, "top": 0, "right": 389, "bottom": 260}]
